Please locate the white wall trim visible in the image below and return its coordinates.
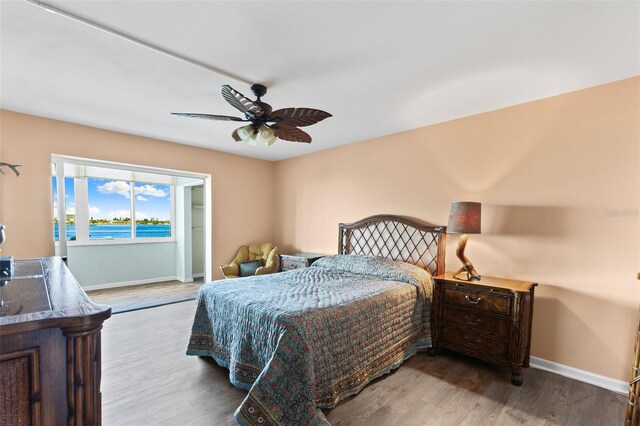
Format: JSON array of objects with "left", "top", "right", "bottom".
[
  {"left": 530, "top": 356, "right": 627, "bottom": 395},
  {"left": 64, "top": 238, "right": 176, "bottom": 247},
  {"left": 51, "top": 154, "right": 210, "bottom": 180},
  {"left": 176, "top": 276, "right": 194, "bottom": 283},
  {"left": 193, "top": 273, "right": 204, "bottom": 278},
  {"left": 83, "top": 276, "right": 176, "bottom": 291}
]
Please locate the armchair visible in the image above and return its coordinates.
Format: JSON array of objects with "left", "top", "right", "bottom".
[{"left": 220, "top": 243, "right": 279, "bottom": 278}]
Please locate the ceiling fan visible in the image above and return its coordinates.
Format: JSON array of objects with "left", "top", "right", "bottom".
[{"left": 172, "top": 84, "right": 332, "bottom": 146}]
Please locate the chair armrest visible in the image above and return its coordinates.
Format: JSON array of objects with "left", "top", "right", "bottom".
[
  {"left": 255, "top": 265, "right": 275, "bottom": 276},
  {"left": 221, "top": 263, "right": 239, "bottom": 278},
  {"left": 264, "top": 247, "right": 279, "bottom": 269}
]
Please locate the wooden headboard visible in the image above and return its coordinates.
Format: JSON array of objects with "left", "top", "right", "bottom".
[{"left": 338, "top": 214, "right": 446, "bottom": 276}]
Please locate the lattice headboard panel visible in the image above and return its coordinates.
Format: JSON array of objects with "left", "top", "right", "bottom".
[{"left": 338, "top": 214, "right": 446, "bottom": 276}]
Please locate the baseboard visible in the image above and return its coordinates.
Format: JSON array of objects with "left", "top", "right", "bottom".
[
  {"left": 83, "top": 276, "right": 177, "bottom": 291},
  {"left": 529, "top": 356, "right": 627, "bottom": 395},
  {"left": 193, "top": 273, "right": 204, "bottom": 278}
]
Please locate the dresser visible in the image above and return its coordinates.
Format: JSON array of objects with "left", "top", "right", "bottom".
[
  {"left": 0, "top": 257, "right": 111, "bottom": 425},
  {"left": 432, "top": 273, "right": 536, "bottom": 385},
  {"left": 279, "top": 253, "right": 326, "bottom": 272}
]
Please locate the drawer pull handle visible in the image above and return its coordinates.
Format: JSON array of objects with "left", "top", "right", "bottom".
[
  {"left": 463, "top": 315, "right": 482, "bottom": 325},
  {"left": 465, "top": 295, "right": 483, "bottom": 305},
  {"left": 463, "top": 336, "right": 481, "bottom": 345}
]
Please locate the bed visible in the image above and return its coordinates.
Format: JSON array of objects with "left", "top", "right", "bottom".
[{"left": 187, "top": 215, "right": 446, "bottom": 425}]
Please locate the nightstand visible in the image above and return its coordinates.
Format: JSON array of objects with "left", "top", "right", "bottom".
[
  {"left": 432, "top": 272, "right": 537, "bottom": 385},
  {"left": 279, "top": 252, "right": 326, "bottom": 272}
]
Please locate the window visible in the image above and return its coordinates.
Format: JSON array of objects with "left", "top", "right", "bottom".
[
  {"left": 134, "top": 183, "right": 171, "bottom": 238},
  {"left": 88, "top": 179, "right": 132, "bottom": 240},
  {"left": 52, "top": 167, "right": 174, "bottom": 243}
]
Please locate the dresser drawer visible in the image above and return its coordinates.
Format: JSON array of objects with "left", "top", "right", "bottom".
[
  {"left": 442, "top": 307, "right": 509, "bottom": 338},
  {"left": 281, "top": 258, "right": 307, "bottom": 271},
  {"left": 441, "top": 327, "right": 508, "bottom": 360},
  {"left": 443, "top": 287, "right": 511, "bottom": 315}
]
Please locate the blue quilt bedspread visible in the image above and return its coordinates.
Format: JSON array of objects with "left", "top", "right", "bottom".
[{"left": 186, "top": 255, "right": 433, "bottom": 425}]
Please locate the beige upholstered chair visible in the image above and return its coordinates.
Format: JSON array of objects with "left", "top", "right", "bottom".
[{"left": 220, "top": 243, "right": 279, "bottom": 278}]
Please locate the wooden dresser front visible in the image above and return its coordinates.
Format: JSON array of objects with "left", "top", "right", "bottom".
[
  {"left": 432, "top": 273, "right": 537, "bottom": 385},
  {"left": 0, "top": 257, "right": 111, "bottom": 425}
]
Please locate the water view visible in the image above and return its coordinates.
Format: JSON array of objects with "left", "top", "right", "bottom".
[{"left": 54, "top": 224, "right": 171, "bottom": 241}]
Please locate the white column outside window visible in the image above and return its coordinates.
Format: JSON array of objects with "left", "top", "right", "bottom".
[
  {"left": 74, "top": 178, "right": 89, "bottom": 242},
  {"left": 55, "top": 162, "right": 68, "bottom": 256},
  {"left": 130, "top": 181, "right": 136, "bottom": 239}
]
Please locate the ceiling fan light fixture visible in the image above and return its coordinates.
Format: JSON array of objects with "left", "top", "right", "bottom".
[
  {"left": 245, "top": 132, "right": 258, "bottom": 146},
  {"left": 237, "top": 124, "right": 257, "bottom": 145},
  {"left": 259, "top": 125, "right": 277, "bottom": 146}
]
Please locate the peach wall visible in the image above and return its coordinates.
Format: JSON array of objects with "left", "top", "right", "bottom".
[
  {"left": 273, "top": 77, "right": 640, "bottom": 381},
  {"left": 0, "top": 110, "right": 276, "bottom": 279},
  {"left": 1, "top": 77, "right": 638, "bottom": 382}
]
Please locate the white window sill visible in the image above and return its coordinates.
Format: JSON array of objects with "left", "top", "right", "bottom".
[{"left": 56, "top": 238, "right": 176, "bottom": 247}]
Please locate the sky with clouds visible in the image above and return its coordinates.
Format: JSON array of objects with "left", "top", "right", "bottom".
[{"left": 53, "top": 177, "right": 170, "bottom": 221}]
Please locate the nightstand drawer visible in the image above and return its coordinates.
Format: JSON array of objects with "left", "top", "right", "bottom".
[
  {"left": 443, "top": 287, "right": 511, "bottom": 315},
  {"left": 441, "top": 327, "right": 508, "bottom": 360},
  {"left": 442, "top": 307, "right": 509, "bottom": 338},
  {"left": 281, "top": 258, "right": 306, "bottom": 271},
  {"left": 280, "top": 253, "right": 325, "bottom": 272}
]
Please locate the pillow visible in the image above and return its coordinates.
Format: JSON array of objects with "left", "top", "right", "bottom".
[{"left": 239, "top": 259, "right": 263, "bottom": 277}]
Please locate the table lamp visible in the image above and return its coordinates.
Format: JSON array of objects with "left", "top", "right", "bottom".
[{"left": 447, "top": 202, "right": 481, "bottom": 281}]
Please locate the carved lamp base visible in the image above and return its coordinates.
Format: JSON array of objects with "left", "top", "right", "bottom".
[
  {"left": 452, "top": 265, "right": 481, "bottom": 282},
  {"left": 452, "top": 233, "right": 481, "bottom": 281}
]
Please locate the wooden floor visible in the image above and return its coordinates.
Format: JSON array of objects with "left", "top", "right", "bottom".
[
  {"left": 101, "top": 300, "right": 625, "bottom": 425},
  {"left": 87, "top": 279, "right": 203, "bottom": 313}
]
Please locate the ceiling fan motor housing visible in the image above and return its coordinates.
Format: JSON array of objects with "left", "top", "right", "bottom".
[{"left": 251, "top": 84, "right": 268, "bottom": 99}]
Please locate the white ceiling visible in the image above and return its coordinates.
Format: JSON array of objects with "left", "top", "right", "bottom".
[{"left": 1, "top": 1, "right": 638, "bottom": 161}]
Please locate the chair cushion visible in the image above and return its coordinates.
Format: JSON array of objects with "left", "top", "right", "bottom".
[
  {"left": 247, "top": 243, "right": 274, "bottom": 263},
  {"left": 239, "top": 259, "right": 263, "bottom": 277}
]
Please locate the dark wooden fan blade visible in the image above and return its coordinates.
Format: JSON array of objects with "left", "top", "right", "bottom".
[
  {"left": 269, "top": 108, "right": 331, "bottom": 127},
  {"left": 271, "top": 124, "right": 312, "bottom": 143},
  {"left": 171, "top": 112, "right": 246, "bottom": 122},
  {"left": 232, "top": 129, "right": 242, "bottom": 142},
  {"left": 220, "top": 85, "right": 263, "bottom": 117}
]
